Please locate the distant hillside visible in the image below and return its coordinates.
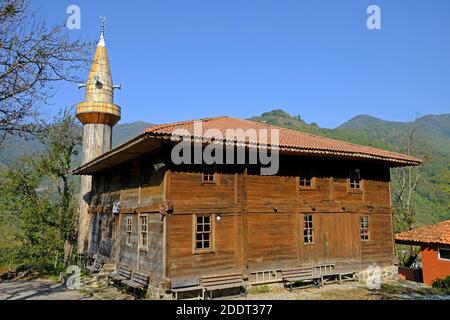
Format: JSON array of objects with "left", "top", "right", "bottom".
[
  {"left": 0, "top": 121, "right": 153, "bottom": 168},
  {"left": 251, "top": 110, "right": 450, "bottom": 226}
]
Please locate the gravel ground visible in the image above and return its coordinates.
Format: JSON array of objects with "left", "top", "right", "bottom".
[
  {"left": 0, "top": 278, "right": 448, "bottom": 300},
  {"left": 0, "top": 280, "right": 89, "bottom": 300}
]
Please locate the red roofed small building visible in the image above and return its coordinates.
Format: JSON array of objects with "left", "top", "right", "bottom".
[{"left": 395, "top": 220, "right": 450, "bottom": 285}]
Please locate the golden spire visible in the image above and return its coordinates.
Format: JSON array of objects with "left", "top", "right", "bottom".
[{"left": 76, "top": 17, "right": 121, "bottom": 126}]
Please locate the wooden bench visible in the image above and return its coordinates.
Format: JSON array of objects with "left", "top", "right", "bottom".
[
  {"left": 108, "top": 264, "right": 132, "bottom": 287},
  {"left": 201, "top": 273, "right": 247, "bottom": 300},
  {"left": 86, "top": 258, "right": 104, "bottom": 275},
  {"left": 321, "top": 267, "right": 359, "bottom": 285},
  {"left": 282, "top": 267, "right": 322, "bottom": 291},
  {"left": 314, "top": 264, "right": 336, "bottom": 276},
  {"left": 171, "top": 278, "right": 203, "bottom": 300},
  {"left": 122, "top": 270, "right": 150, "bottom": 298}
]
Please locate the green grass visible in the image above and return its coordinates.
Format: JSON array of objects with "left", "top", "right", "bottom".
[{"left": 249, "top": 285, "right": 272, "bottom": 294}]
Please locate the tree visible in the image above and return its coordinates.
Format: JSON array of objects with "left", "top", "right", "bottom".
[
  {"left": 0, "top": 0, "right": 91, "bottom": 143},
  {"left": 391, "top": 123, "right": 423, "bottom": 232},
  {"left": 391, "top": 121, "right": 424, "bottom": 266},
  {"left": 0, "top": 109, "right": 81, "bottom": 270}
]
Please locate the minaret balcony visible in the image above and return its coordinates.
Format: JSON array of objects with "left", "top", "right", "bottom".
[{"left": 76, "top": 101, "right": 121, "bottom": 126}]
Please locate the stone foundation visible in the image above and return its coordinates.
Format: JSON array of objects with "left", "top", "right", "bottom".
[{"left": 357, "top": 263, "right": 398, "bottom": 283}]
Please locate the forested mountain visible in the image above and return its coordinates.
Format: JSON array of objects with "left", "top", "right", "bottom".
[{"left": 1, "top": 110, "right": 448, "bottom": 227}]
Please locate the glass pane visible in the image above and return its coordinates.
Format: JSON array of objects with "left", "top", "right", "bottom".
[
  {"left": 204, "top": 241, "right": 210, "bottom": 248},
  {"left": 439, "top": 249, "right": 450, "bottom": 260}
]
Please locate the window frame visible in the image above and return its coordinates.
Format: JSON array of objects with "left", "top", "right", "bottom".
[
  {"left": 126, "top": 216, "right": 133, "bottom": 247},
  {"left": 438, "top": 248, "right": 450, "bottom": 261},
  {"left": 140, "top": 164, "right": 152, "bottom": 188},
  {"left": 360, "top": 215, "right": 370, "bottom": 241},
  {"left": 299, "top": 168, "right": 315, "bottom": 189},
  {"left": 303, "top": 214, "right": 315, "bottom": 245},
  {"left": 139, "top": 215, "right": 148, "bottom": 251},
  {"left": 349, "top": 168, "right": 362, "bottom": 190},
  {"left": 193, "top": 214, "right": 215, "bottom": 254},
  {"left": 100, "top": 219, "right": 107, "bottom": 241},
  {"left": 202, "top": 165, "right": 217, "bottom": 184}
]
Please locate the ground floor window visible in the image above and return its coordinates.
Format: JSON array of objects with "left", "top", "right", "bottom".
[
  {"left": 194, "top": 214, "right": 214, "bottom": 252},
  {"left": 360, "top": 215, "right": 370, "bottom": 241},
  {"left": 303, "top": 214, "right": 314, "bottom": 244},
  {"left": 139, "top": 215, "right": 148, "bottom": 251},
  {"left": 101, "top": 219, "right": 107, "bottom": 240},
  {"left": 126, "top": 216, "right": 132, "bottom": 246}
]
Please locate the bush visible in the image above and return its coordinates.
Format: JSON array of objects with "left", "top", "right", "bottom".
[
  {"left": 249, "top": 285, "right": 271, "bottom": 294},
  {"left": 432, "top": 276, "right": 450, "bottom": 294}
]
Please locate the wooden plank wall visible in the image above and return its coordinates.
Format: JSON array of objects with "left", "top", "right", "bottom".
[
  {"left": 167, "top": 156, "right": 395, "bottom": 282},
  {"left": 88, "top": 152, "right": 167, "bottom": 286},
  {"left": 88, "top": 150, "right": 396, "bottom": 286}
]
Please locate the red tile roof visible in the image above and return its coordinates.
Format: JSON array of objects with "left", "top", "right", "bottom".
[
  {"left": 395, "top": 220, "right": 450, "bottom": 246},
  {"left": 71, "top": 116, "right": 422, "bottom": 175},
  {"left": 145, "top": 116, "right": 421, "bottom": 165}
]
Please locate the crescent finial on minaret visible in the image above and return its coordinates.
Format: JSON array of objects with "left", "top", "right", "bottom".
[{"left": 98, "top": 16, "right": 106, "bottom": 47}]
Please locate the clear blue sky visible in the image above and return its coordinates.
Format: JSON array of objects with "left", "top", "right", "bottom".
[{"left": 34, "top": 0, "right": 450, "bottom": 128}]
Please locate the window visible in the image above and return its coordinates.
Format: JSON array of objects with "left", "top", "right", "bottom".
[
  {"left": 121, "top": 167, "right": 130, "bottom": 189},
  {"left": 299, "top": 168, "right": 314, "bottom": 188},
  {"left": 350, "top": 168, "right": 361, "bottom": 189},
  {"left": 303, "top": 214, "right": 314, "bottom": 244},
  {"left": 360, "top": 216, "right": 370, "bottom": 241},
  {"left": 104, "top": 175, "right": 111, "bottom": 192},
  {"left": 101, "top": 219, "right": 107, "bottom": 240},
  {"left": 126, "top": 217, "right": 132, "bottom": 246},
  {"left": 202, "top": 165, "right": 216, "bottom": 183},
  {"left": 139, "top": 215, "right": 148, "bottom": 250},
  {"left": 141, "top": 165, "right": 152, "bottom": 188},
  {"left": 438, "top": 248, "right": 450, "bottom": 261},
  {"left": 195, "top": 215, "right": 213, "bottom": 252}
]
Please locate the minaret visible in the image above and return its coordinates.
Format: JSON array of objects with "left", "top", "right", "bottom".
[{"left": 76, "top": 18, "right": 121, "bottom": 254}]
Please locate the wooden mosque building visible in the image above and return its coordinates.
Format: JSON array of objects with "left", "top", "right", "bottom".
[{"left": 73, "top": 27, "right": 421, "bottom": 295}]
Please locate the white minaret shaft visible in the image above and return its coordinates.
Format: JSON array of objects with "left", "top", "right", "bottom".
[{"left": 76, "top": 18, "right": 121, "bottom": 255}]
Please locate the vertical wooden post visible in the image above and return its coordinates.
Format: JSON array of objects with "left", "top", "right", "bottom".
[{"left": 242, "top": 167, "right": 249, "bottom": 276}]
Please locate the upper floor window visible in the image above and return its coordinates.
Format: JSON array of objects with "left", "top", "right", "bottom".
[
  {"left": 104, "top": 176, "right": 111, "bottom": 192},
  {"left": 438, "top": 248, "right": 450, "bottom": 261},
  {"left": 141, "top": 165, "right": 152, "bottom": 188},
  {"left": 139, "top": 215, "right": 148, "bottom": 251},
  {"left": 350, "top": 168, "right": 361, "bottom": 189},
  {"left": 126, "top": 216, "right": 132, "bottom": 246},
  {"left": 299, "top": 168, "right": 314, "bottom": 188},
  {"left": 121, "top": 167, "right": 131, "bottom": 189},
  {"left": 303, "top": 214, "right": 314, "bottom": 244},
  {"left": 195, "top": 214, "right": 213, "bottom": 252},
  {"left": 202, "top": 165, "right": 216, "bottom": 183},
  {"left": 360, "top": 216, "right": 370, "bottom": 241}
]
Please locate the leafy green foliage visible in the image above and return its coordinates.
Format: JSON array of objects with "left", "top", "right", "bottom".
[
  {"left": 0, "top": 109, "right": 81, "bottom": 273},
  {"left": 432, "top": 276, "right": 450, "bottom": 294}
]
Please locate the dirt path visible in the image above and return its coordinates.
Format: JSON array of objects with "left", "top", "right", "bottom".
[
  {"left": 0, "top": 278, "right": 448, "bottom": 300},
  {"left": 0, "top": 279, "right": 88, "bottom": 300}
]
